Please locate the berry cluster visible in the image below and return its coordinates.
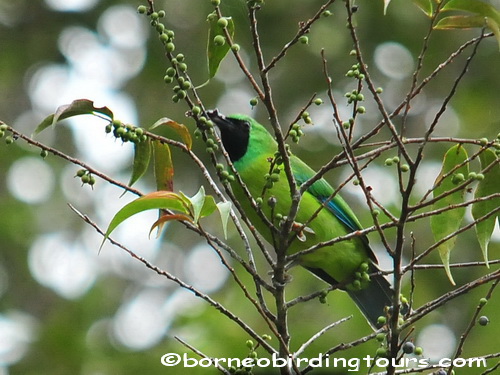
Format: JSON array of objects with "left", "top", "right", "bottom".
[
  {"left": 76, "top": 169, "right": 96, "bottom": 187},
  {"left": 348, "top": 262, "right": 370, "bottom": 291},
  {"left": 106, "top": 120, "right": 147, "bottom": 144},
  {"left": 0, "top": 124, "right": 14, "bottom": 144}
]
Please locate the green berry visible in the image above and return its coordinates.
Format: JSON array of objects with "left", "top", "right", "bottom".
[
  {"left": 246, "top": 340, "right": 254, "bottom": 349},
  {"left": 270, "top": 173, "right": 280, "bottom": 182},
  {"left": 231, "top": 44, "right": 240, "bottom": 52},
  {"left": 217, "top": 17, "right": 228, "bottom": 28},
  {"left": 356, "top": 93, "right": 364, "bottom": 101},
  {"left": 376, "top": 87, "right": 384, "bottom": 93},
  {"left": 414, "top": 347, "right": 423, "bottom": 356},
  {"left": 468, "top": 172, "right": 477, "bottom": 180},
  {"left": 262, "top": 334, "right": 272, "bottom": 341},
  {"left": 342, "top": 121, "right": 350, "bottom": 129},
  {"left": 376, "top": 348, "right": 388, "bottom": 357},
  {"left": 372, "top": 209, "right": 380, "bottom": 217},
  {"left": 356, "top": 106, "right": 366, "bottom": 114},
  {"left": 299, "top": 35, "right": 309, "bottom": 45},
  {"left": 349, "top": 49, "right": 357, "bottom": 56},
  {"left": 5, "top": 135, "right": 14, "bottom": 144},
  {"left": 178, "top": 63, "right": 188, "bottom": 72},
  {"left": 479, "top": 298, "right": 488, "bottom": 306},
  {"left": 88, "top": 176, "right": 96, "bottom": 186},
  {"left": 0, "top": 130, "right": 6, "bottom": 138},
  {"left": 376, "top": 333, "right": 386, "bottom": 342},
  {"left": 475, "top": 173, "right": 485, "bottom": 181},
  {"left": 177, "top": 90, "right": 187, "bottom": 99},
  {"left": 137, "top": 5, "right": 147, "bottom": 14},
  {"left": 402, "top": 342, "right": 415, "bottom": 354},
  {"left": 164, "top": 75, "right": 173, "bottom": 84},
  {"left": 478, "top": 316, "right": 489, "bottom": 326},
  {"left": 156, "top": 23, "right": 165, "bottom": 33},
  {"left": 0, "top": 124, "right": 8, "bottom": 131},
  {"left": 176, "top": 53, "right": 185, "bottom": 62},
  {"left": 158, "top": 10, "right": 166, "bottom": 18},
  {"left": 182, "top": 80, "right": 192, "bottom": 90},
  {"left": 400, "top": 164, "right": 410, "bottom": 172},
  {"left": 76, "top": 169, "right": 86, "bottom": 177},
  {"left": 206, "top": 146, "right": 214, "bottom": 153},
  {"left": 166, "top": 67, "right": 176, "bottom": 77},
  {"left": 314, "top": 98, "right": 323, "bottom": 105},
  {"left": 214, "top": 35, "right": 226, "bottom": 46},
  {"left": 479, "top": 137, "right": 489, "bottom": 146},
  {"left": 255, "top": 197, "right": 263, "bottom": 206},
  {"left": 150, "top": 12, "right": 159, "bottom": 20},
  {"left": 192, "top": 106, "right": 201, "bottom": 116},
  {"left": 166, "top": 42, "right": 175, "bottom": 52},
  {"left": 249, "top": 97, "right": 258, "bottom": 107},
  {"left": 353, "top": 179, "right": 360, "bottom": 186},
  {"left": 211, "top": 0, "right": 221, "bottom": 5},
  {"left": 384, "top": 158, "right": 393, "bottom": 166},
  {"left": 220, "top": 170, "right": 230, "bottom": 179},
  {"left": 392, "top": 156, "right": 400, "bottom": 163},
  {"left": 40, "top": 149, "right": 48, "bottom": 158},
  {"left": 452, "top": 173, "right": 465, "bottom": 184},
  {"left": 377, "top": 316, "right": 386, "bottom": 326},
  {"left": 322, "top": 10, "right": 332, "bottom": 17},
  {"left": 81, "top": 174, "right": 90, "bottom": 184}
]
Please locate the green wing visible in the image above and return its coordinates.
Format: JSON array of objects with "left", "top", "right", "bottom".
[{"left": 290, "top": 156, "right": 364, "bottom": 233}]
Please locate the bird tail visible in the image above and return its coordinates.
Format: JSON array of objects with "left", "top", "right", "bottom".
[{"left": 346, "top": 270, "right": 393, "bottom": 329}]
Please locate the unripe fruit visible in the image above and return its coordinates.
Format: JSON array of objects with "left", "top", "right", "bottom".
[
  {"left": 40, "top": 149, "right": 48, "bottom": 158},
  {"left": 314, "top": 98, "right": 323, "bottom": 105},
  {"left": 452, "top": 173, "right": 465, "bottom": 184},
  {"left": 384, "top": 158, "right": 393, "bottom": 166},
  {"left": 377, "top": 316, "right": 386, "bottom": 326},
  {"left": 400, "top": 164, "right": 410, "bottom": 172},
  {"left": 211, "top": 0, "right": 220, "bottom": 5},
  {"left": 76, "top": 169, "right": 86, "bottom": 177},
  {"left": 402, "top": 342, "right": 415, "bottom": 354},
  {"left": 214, "top": 35, "right": 226, "bottom": 46},
  {"left": 137, "top": 5, "right": 147, "bottom": 14},
  {"left": 479, "top": 137, "right": 488, "bottom": 146},
  {"left": 81, "top": 174, "right": 90, "bottom": 184},
  {"left": 217, "top": 17, "right": 228, "bottom": 28},
  {"left": 376, "top": 348, "right": 388, "bottom": 357},
  {"left": 192, "top": 106, "right": 201, "bottom": 116},
  {"left": 5, "top": 136, "right": 14, "bottom": 144},
  {"left": 478, "top": 316, "right": 489, "bottom": 326},
  {"left": 158, "top": 10, "right": 166, "bottom": 18},
  {"left": 322, "top": 10, "right": 332, "bottom": 17},
  {"left": 356, "top": 106, "right": 366, "bottom": 114},
  {"left": 479, "top": 297, "right": 488, "bottom": 306},
  {"left": 414, "top": 347, "right": 423, "bottom": 355},
  {"left": 231, "top": 44, "right": 240, "bottom": 52},
  {"left": 475, "top": 173, "right": 484, "bottom": 180},
  {"left": 376, "top": 87, "right": 384, "bottom": 93},
  {"left": 376, "top": 333, "right": 385, "bottom": 342},
  {"left": 150, "top": 12, "right": 159, "bottom": 20},
  {"left": 246, "top": 340, "right": 254, "bottom": 349},
  {"left": 299, "top": 35, "right": 309, "bottom": 44},
  {"left": 166, "top": 42, "right": 175, "bottom": 52},
  {"left": 249, "top": 97, "right": 258, "bottom": 107}
]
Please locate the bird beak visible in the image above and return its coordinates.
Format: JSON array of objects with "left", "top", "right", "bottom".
[{"left": 207, "top": 109, "right": 230, "bottom": 130}]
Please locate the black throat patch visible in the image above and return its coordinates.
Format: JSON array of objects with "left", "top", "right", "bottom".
[{"left": 207, "top": 110, "right": 250, "bottom": 162}]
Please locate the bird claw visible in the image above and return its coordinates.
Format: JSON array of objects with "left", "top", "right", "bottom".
[{"left": 291, "top": 222, "right": 315, "bottom": 242}]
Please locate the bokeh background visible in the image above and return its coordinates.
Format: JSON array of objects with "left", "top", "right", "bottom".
[{"left": 0, "top": 0, "right": 499, "bottom": 374}]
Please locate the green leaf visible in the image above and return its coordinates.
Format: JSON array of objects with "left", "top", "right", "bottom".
[
  {"left": 435, "top": 15, "right": 488, "bottom": 29},
  {"left": 188, "top": 186, "right": 207, "bottom": 223},
  {"left": 485, "top": 17, "right": 500, "bottom": 51},
  {"left": 128, "top": 139, "right": 152, "bottom": 188},
  {"left": 442, "top": 0, "right": 500, "bottom": 24},
  {"left": 217, "top": 201, "right": 232, "bottom": 239},
  {"left": 153, "top": 140, "right": 174, "bottom": 192},
  {"left": 430, "top": 144, "right": 470, "bottom": 285},
  {"left": 413, "top": 0, "right": 434, "bottom": 17},
  {"left": 472, "top": 149, "right": 500, "bottom": 267},
  {"left": 34, "top": 99, "right": 114, "bottom": 136},
  {"left": 150, "top": 118, "right": 192, "bottom": 150},
  {"left": 207, "top": 12, "right": 235, "bottom": 79},
  {"left": 101, "top": 191, "right": 189, "bottom": 249}
]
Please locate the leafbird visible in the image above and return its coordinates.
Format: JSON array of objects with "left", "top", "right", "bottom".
[{"left": 208, "top": 109, "right": 393, "bottom": 328}]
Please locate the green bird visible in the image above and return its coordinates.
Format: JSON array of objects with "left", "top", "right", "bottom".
[{"left": 207, "top": 109, "right": 393, "bottom": 328}]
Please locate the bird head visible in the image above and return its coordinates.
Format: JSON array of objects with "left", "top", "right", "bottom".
[{"left": 208, "top": 109, "right": 275, "bottom": 162}]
